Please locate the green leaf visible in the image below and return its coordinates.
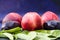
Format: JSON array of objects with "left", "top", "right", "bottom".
[
  {"left": 34, "top": 33, "right": 51, "bottom": 40},
  {"left": 15, "top": 33, "right": 28, "bottom": 40},
  {"left": 3, "top": 33, "right": 14, "bottom": 40},
  {"left": 28, "top": 31, "right": 36, "bottom": 40},
  {"left": 0, "top": 33, "right": 7, "bottom": 37},
  {"left": 0, "top": 33, "right": 14, "bottom": 40},
  {"left": 1, "top": 29, "right": 60, "bottom": 40},
  {"left": 21, "top": 30, "right": 29, "bottom": 34},
  {"left": 35, "top": 30, "right": 53, "bottom": 34},
  {"left": 15, "top": 31, "right": 36, "bottom": 40},
  {"left": 52, "top": 30, "right": 60, "bottom": 37},
  {"left": 0, "top": 27, "right": 21, "bottom": 34}
]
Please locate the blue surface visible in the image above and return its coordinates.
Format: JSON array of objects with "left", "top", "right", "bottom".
[{"left": 0, "top": 0, "right": 60, "bottom": 27}]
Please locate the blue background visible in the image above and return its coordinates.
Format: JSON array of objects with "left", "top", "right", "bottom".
[{"left": 0, "top": 0, "right": 60, "bottom": 27}]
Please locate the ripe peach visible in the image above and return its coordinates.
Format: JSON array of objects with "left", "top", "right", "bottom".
[
  {"left": 42, "top": 11, "right": 59, "bottom": 25},
  {"left": 21, "top": 12, "right": 42, "bottom": 31},
  {"left": 2, "top": 12, "right": 22, "bottom": 25}
]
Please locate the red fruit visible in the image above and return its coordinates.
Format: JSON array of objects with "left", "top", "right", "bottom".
[
  {"left": 21, "top": 12, "right": 42, "bottom": 31},
  {"left": 42, "top": 11, "right": 59, "bottom": 25},
  {"left": 2, "top": 12, "right": 22, "bottom": 25}
]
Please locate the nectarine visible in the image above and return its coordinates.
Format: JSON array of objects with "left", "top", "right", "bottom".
[
  {"left": 2, "top": 12, "right": 22, "bottom": 25},
  {"left": 21, "top": 12, "right": 42, "bottom": 31},
  {"left": 42, "top": 11, "right": 59, "bottom": 25}
]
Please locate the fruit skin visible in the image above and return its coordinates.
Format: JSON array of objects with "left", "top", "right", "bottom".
[
  {"left": 2, "top": 12, "right": 22, "bottom": 26},
  {"left": 43, "top": 20, "right": 60, "bottom": 30},
  {"left": 55, "top": 21, "right": 60, "bottom": 29},
  {"left": 21, "top": 12, "right": 42, "bottom": 31},
  {"left": 42, "top": 11, "right": 59, "bottom": 25},
  {"left": 1, "top": 21, "right": 20, "bottom": 30}
]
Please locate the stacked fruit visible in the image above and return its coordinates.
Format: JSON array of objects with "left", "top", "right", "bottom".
[{"left": 1, "top": 11, "right": 60, "bottom": 31}]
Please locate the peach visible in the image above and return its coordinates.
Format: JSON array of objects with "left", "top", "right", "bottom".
[
  {"left": 2, "top": 12, "right": 22, "bottom": 25},
  {"left": 42, "top": 11, "right": 59, "bottom": 25},
  {"left": 21, "top": 12, "right": 42, "bottom": 31}
]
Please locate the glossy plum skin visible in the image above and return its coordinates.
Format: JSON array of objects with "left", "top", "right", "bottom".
[
  {"left": 42, "top": 11, "right": 59, "bottom": 25},
  {"left": 2, "top": 12, "right": 22, "bottom": 25},
  {"left": 1, "top": 21, "right": 20, "bottom": 30},
  {"left": 43, "top": 20, "right": 60, "bottom": 30},
  {"left": 21, "top": 12, "right": 42, "bottom": 31}
]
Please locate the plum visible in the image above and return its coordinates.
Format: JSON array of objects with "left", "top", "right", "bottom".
[
  {"left": 21, "top": 12, "right": 42, "bottom": 31},
  {"left": 2, "top": 12, "right": 22, "bottom": 26},
  {"left": 43, "top": 20, "right": 60, "bottom": 30},
  {"left": 1, "top": 21, "right": 20, "bottom": 30},
  {"left": 42, "top": 11, "right": 59, "bottom": 25}
]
